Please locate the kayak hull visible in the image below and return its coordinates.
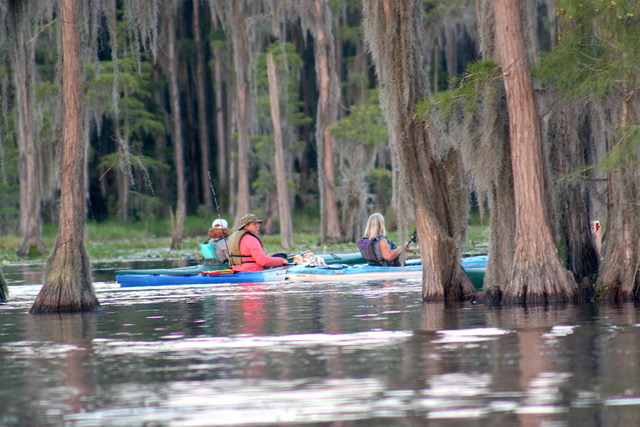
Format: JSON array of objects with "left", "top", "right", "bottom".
[
  {"left": 117, "top": 267, "right": 288, "bottom": 287},
  {"left": 115, "top": 252, "right": 365, "bottom": 277},
  {"left": 286, "top": 255, "right": 487, "bottom": 289},
  {"left": 285, "top": 264, "right": 423, "bottom": 282},
  {"left": 115, "top": 254, "right": 487, "bottom": 289},
  {"left": 115, "top": 263, "right": 227, "bottom": 276}
]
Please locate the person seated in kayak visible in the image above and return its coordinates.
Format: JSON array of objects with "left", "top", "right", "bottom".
[
  {"left": 205, "top": 218, "right": 230, "bottom": 263},
  {"left": 356, "top": 213, "right": 410, "bottom": 267},
  {"left": 227, "top": 214, "right": 289, "bottom": 272}
]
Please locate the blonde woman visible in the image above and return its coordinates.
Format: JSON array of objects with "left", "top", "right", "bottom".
[{"left": 357, "top": 213, "right": 410, "bottom": 266}]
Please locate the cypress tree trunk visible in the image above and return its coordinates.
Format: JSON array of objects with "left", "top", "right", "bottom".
[
  {"left": 546, "top": 106, "right": 599, "bottom": 287},
  {"left": 213, "top": 41, "right": 228, "bottom": 188},
  {"left": 467, "top": 0, "right": 516, "bottom": 294},
  {"left": 11, "top": 1, "right": 47, "bottom": 258},
  {"left": 167, "top": 0, "right": 187, "bottom": 249},
  {"left": 310, "top": 0, "right": 342, "bottom": 244},
  {"left": 0, "top": 267, "right": 7, "bottom": 303},
  {"left": 493, "top": 0, "right": 576, "bottom": 304},
  {"left": 229, "top": 1, "right": 252, "bottom": 223},
  {"left": 598, "top": 93, "right": 640, "bottom": 302},
  {"left": 30, "top": 0, "right": 99, "bottom": 314},
  {"left": 193, "top": 0, "right": 212, "bottom": 209},
  {"left": 363, "top": 0, "right": 474, "bottom": 301},
  {"left": 266, "top": 53, "right": 294, "bottom": 248}
]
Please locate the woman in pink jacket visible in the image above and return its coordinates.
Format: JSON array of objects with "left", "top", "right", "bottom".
[{"left": 227, "top": 214, "right": 289, "bottom": 272}]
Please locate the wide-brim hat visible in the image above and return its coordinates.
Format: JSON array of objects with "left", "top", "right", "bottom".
[
  {"left": 212, "top": 218, "right": 228, "bottom": 229},
  {"left": 235, "top": 214, "right": 263, "bottom": 231}
]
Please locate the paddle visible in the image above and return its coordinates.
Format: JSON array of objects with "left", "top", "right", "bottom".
[
  {"left": 271, "top": 252, "right": 298, "bottom": 266},
  {"left": 409, "top": 229, "right": 417, "bottom": 244}
]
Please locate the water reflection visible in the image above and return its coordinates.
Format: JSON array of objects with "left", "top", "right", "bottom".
[
  {"left": 1, "top": 313, "right": 98, "bottom": 425},
  {"left": 0, "top": 274, "right": 640, "bottom": 425}
]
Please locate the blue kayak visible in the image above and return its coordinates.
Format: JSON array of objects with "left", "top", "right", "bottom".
[
  {"left": 116, "top": 254, "right": 487, "bottom": 289},
  {"left": 285, "top": 255, "right": 487, "bottom": 289},
  {"left": 117, "top": 267, "right": 288, "bottom": 288},
  {"left": 115, "top": 251, "right": 366, "bottom": 277}
]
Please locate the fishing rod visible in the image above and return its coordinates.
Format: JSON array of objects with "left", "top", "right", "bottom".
[
  {"left": 207, "top": 171, "right": 231, "bottom": 262},
  {"left": 208, "top": 171, "right": 224, "bottom": 220},
  {"left": 208, "top": 172, "right": 296, "bottom": 264}
]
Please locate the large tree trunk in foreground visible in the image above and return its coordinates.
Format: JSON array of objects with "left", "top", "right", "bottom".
[
  {"left": 493, "top": 0, "right": 576, "bottom": 304},
  {"left": 11, "top": 1, "right": 47, "bottom": 258},
  {"left": 363, "top": 0, "right": 474, "bottom": 301},
  {"left": 30, "top": 0, "right": 99, "bottom": 314},
  {"left": 267, "top": 53, "right": 294, "bottom": 248}
]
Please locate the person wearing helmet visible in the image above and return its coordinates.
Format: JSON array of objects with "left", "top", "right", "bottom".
[{"left": 205, "top": 218, "right": 230, "bottom": 263}]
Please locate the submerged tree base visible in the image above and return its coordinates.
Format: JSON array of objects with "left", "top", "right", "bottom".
[
  {"left": 16, "top": 237, "right": 47, "bottom": 259},
  {"left": 0, "top": 268, "right": 8, "bottom": 303},
  {"left": 500, "top": 250, "right": 579, "bottom": 305},
  {"left": 30, "top": 242, "right": 100, "bottom": 314}
]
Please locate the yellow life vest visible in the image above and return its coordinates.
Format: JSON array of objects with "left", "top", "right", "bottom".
[{"left": 227, "top": 229, "right": 263, "bottom": 266}]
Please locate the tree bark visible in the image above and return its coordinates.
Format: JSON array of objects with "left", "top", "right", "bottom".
[
  {"left": 230, "top": 1, "right": 251, "bottom": 223},
  {"left": 548, "top": 107, "right": 599, "bottom": 287},
  {"left": 0, "top": 267, "right": 7, "bottom": 303},
  {"left": 266, "top": 53, "right": 294, "bottom": 248},
  {"left": 193, "top": 0, "right": 212, "bottom": 209},
  {"left": 312, "top": 0, "right": 342, "bottom": 244},
  {"left": 598, "top": 91, "right": 640, "bottom": 302},
  {"left": 213, "top": 45, "right": 228, "bottom": 188},
  {"left": 167, "top": 0, "right": 187, "bottom": 249},
  {"left": 362, "top": 0, "right": 474, "bottom": 301},
  {"left": 30, "top": 0, "right": 99, "bottom": 314},
  {"left": 11, "top": 1, "right": 47, "bottom": 258},
  {"left": 493, "top": 0, "right": 576, "bottom": 304}
]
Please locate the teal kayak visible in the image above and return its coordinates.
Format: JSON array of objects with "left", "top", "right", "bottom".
[
  {"left": 117, "top": 267, "right": 288, "bottom": 288},
  {"left": 115, "top": 251, "right": 366, "bottom": 277},
  {"left": 285, "top": 255, "right": 487, "bottom": 290},
  {"left": 115, "top": 253, "right": 486, "bottom": 289}
]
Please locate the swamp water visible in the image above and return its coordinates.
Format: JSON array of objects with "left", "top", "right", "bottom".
[{"left": 0, "top": 261, "right": 640, "bottom": 426}]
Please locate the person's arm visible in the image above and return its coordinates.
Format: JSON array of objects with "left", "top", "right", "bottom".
[
  {"left": 245, "top": 235, "right": 288, "bottom": 267},
  {"left": 378, "top": 238, "right": 409, "bottom": 261}
]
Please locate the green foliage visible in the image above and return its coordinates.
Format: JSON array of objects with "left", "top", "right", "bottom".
[
  {"left": 329, "top": 89, "right": 390, "bottom": 211},
  {"left": 34, "top": 81, "right": 59, "bottom": 101},
  {"left": 86, "top": 57, "right": 164, "bottom": 137},
  {"left": 537, "top": 0, "right": 640, "bottom": 99},
  {"left": 417, "top": 60, "right": 500, "bottom": 120},
  {"left": 250, "top": 42, "right": 310, "bottom": 210},
  {"left": 366, "top": 167, "right": 393, "bottom": 211},
  {"left": 600, "top": 124, "right": 640, "bottom": 171},
  {"left": 537, "top": 1, "right": 640, "bottom": 176},
  {"left": 253, "top": 42, "right": 308, "bottom": 128},
  {"left": 96, "top": 152, "right": 170, "bottom": 174},
  {"left": 0, "top": 137, "right": 19, "bottom": 234},
  {"left": 330, "top": 89, "right": 387, "bottom": 146},
  {"left": 423, "top": 0, "right": 473, "bottom": 21}
]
